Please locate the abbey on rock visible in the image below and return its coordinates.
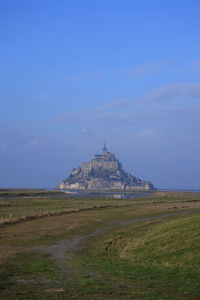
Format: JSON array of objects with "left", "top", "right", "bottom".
[{"left": 57, "top": 142, "right": 155, "bottom": 191}]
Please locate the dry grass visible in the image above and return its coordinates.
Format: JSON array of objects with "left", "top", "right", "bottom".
[
  {"left": 0, "top": 201, "right": 10, "bottom": 207},
  {"left": 1, "top": 198, "right": 200, "bottom": 261},
  {"left": 0, "top": 203, "right": 128, "bottom": 226},
  {"left": 1, "top": 191, "right": 200, "bottom": 299}
]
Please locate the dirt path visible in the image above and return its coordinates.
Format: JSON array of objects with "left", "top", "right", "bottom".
[{"left": 37, "top": 211, "right": 190, "bottom": 261}]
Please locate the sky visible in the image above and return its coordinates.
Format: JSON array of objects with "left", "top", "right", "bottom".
[{"left": 1, "top": 0, "right": 200, "bottom": 189}]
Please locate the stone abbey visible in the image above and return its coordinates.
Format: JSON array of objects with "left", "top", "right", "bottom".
[{"left": 57, "top": 142, "right": 155, "bottom": 191}]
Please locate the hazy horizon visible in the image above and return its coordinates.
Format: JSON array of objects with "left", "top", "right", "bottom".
[{"left": 1, "top": 1, "right": 200, "bottom": 190}]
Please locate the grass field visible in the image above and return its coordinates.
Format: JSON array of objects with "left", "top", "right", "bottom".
[{"left": 0, "top": 190, "right": 200, "bottom": 299}]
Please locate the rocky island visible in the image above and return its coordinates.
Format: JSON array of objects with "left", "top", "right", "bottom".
[{"left": 57, "top": 142, "right": 155, "bottom": 191}]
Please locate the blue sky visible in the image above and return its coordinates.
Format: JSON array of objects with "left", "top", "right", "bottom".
[{"left": 1, "top": 0, "right": 200, "bottom": 189}]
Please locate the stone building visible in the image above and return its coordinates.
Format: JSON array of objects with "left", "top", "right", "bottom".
[{"left": 57, "top": 142, "right": 155, "bottom": 191}]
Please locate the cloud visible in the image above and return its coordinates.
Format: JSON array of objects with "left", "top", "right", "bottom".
[
  {"left": 2, "top": 81, "right": 200, "bottom": 189},
  {"left": 0, "top": 133, "right": 49, "bottom": 154},
  {"left": 55, "top": 81, "right": 200, "bottom": 131},
  {"left": 124, "top": 61, "right": 168, "bottom": 79},
  {"left": 66, "top": 59, "right": 200, "bottom": 83},
  {"left": 140, "top": 81, "right": 200, "bottom": 103},
  {"left": 122, "top": 59, "right": 200, "bottom": 81},
  {"left": 139, "top": 128, "right": 158, "bottom": 139},
  {"left": 28, "top": 139, "right": 39, "bottom": 148},
  {"left": 26, "top": 138, "right": 47, "bottom": 149}
]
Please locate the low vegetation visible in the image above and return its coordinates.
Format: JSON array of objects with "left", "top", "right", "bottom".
[
  {"left": 0, "top": 189, "right": 200, "bottom": 299},
  {"left": 73, "top": 213, "right": 200, "bottom": 299},
  {"left": 0, "top": 189, "right": 134, "bottom": 226}
]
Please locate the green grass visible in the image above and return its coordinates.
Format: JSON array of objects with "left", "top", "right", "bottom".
[
  {"left": 72, "top": 213, "right": 200, "bottom": 299},
  {"left": 0, "top": 189, "right": 142, "bottom": 221},
  {"left": 1, "top": 189, "right": 200, "bottom": 221},
  {"left": 0, "top": 189, "right": 145, "bottom": 226},
  {"left": 0, "top": 250, "right": 137, "bottom": 299},
  {"left": 1, "top": 189, "right": 200, "bottom": 222},
  {"left": 0, "top": 251, "right": 66, "bottom": 299},
  {"left": 1, "top": 190, "right": 200, "bottom": 299}
]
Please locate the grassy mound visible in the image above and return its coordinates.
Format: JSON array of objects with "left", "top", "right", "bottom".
[{"left": 73, "top": 213, "right": 200, "bottom": 299}]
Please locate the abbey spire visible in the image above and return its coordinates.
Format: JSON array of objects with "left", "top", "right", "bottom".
[{"left": 102, "top": 139, "right": 107, "bottom": 154}]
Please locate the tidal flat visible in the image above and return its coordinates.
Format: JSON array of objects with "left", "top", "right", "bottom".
[{"left": 0, "top": 190, "right": 200, "bottom": 299}]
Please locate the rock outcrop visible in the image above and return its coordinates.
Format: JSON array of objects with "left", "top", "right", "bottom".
[{"left": 57, "top": 142, "right": 155, "bottom": 191}]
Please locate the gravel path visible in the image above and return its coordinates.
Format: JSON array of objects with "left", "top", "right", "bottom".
[{"left": 37, "top": 211, "right": 190, "bottom": 261}]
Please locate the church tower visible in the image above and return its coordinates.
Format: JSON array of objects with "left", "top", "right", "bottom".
[{"left": 102, "top": 139, "right": 107, "bottom": 155}]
